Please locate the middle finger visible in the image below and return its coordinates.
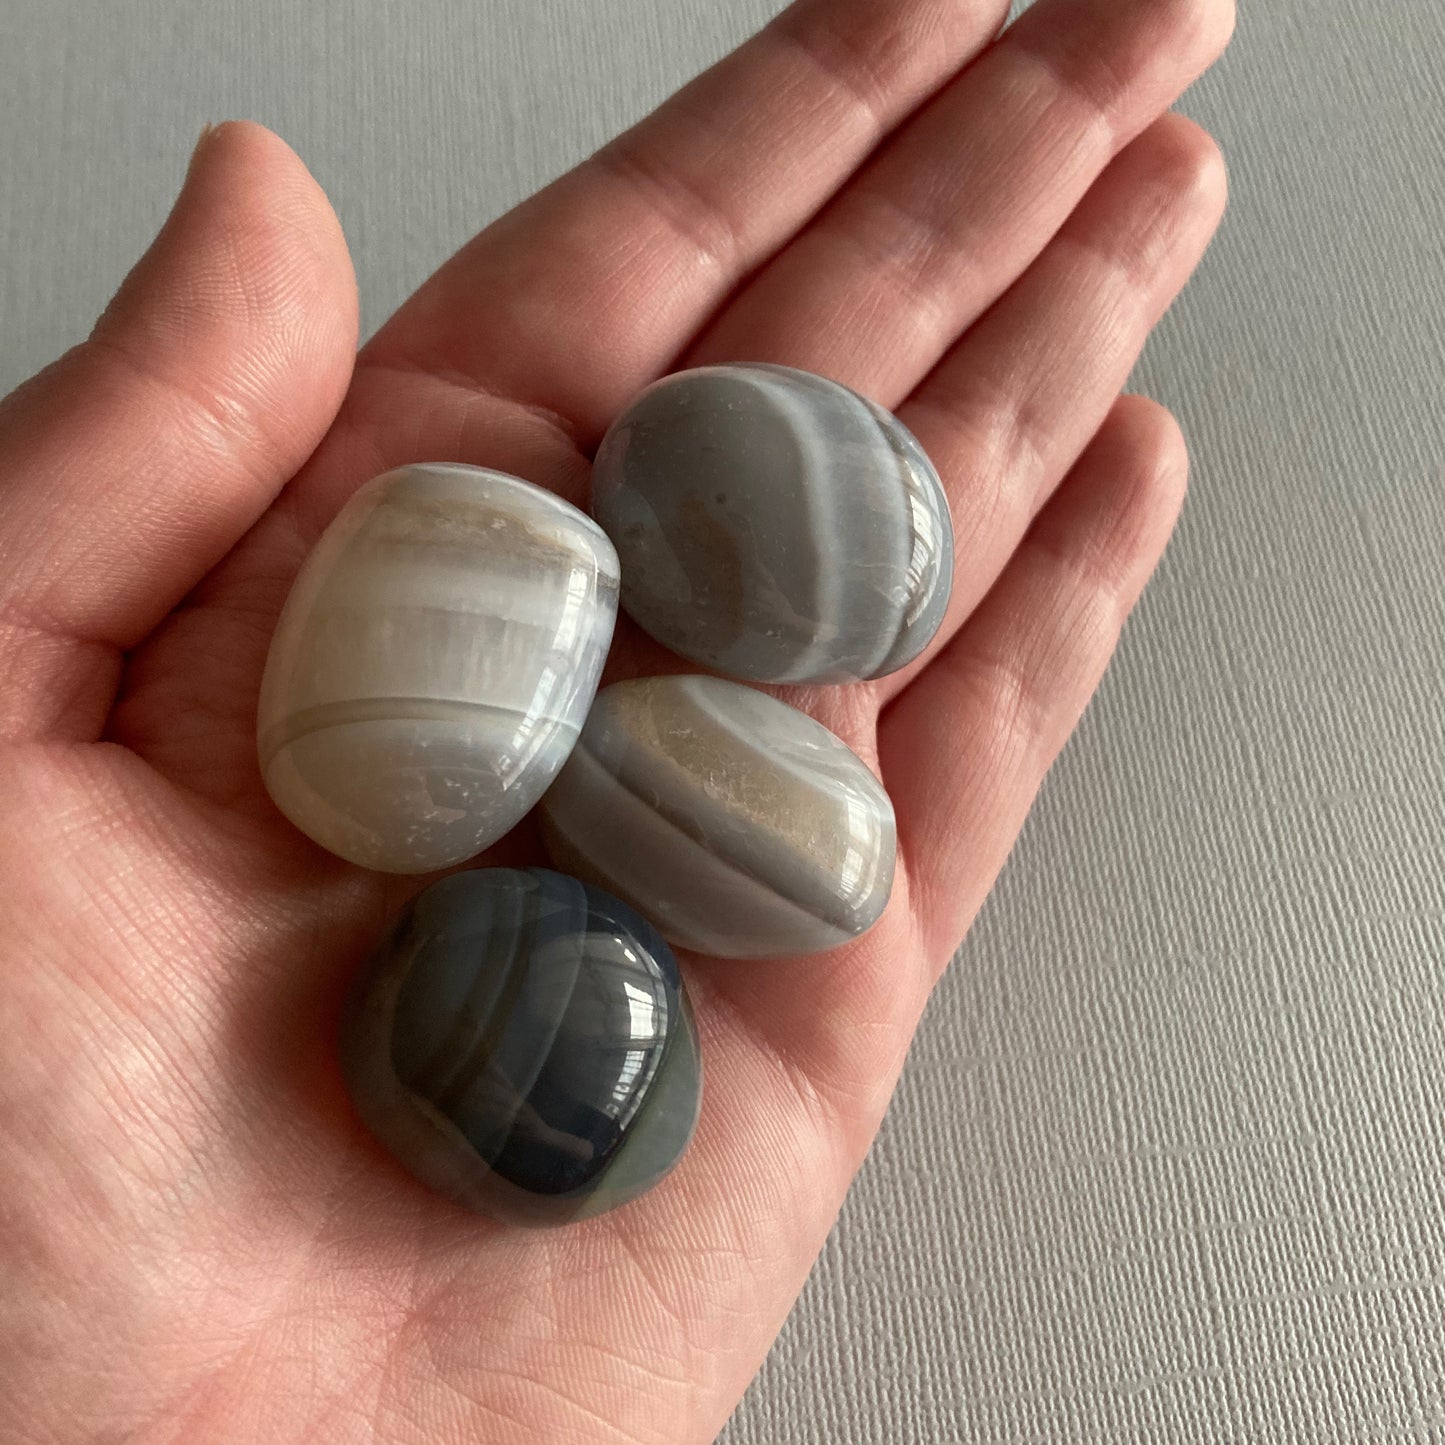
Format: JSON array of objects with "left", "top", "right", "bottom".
[{"left": 686, "top": 0, "right": 1234, "bottom": 406}]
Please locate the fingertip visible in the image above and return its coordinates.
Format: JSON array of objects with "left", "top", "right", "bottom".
[
  {"left": 1110, "top": 392, "right": 1191, "bottom": 517},
  {"left": 1133, "top": 0, "right": 1236, "bottom": 74},
  {"left": 1056, "top": 395, "right": 1190, "bottom": 602},
  {"left": 1145, "top": 112, "right": 1229, "bottom": 225}
]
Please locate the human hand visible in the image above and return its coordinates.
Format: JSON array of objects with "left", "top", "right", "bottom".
[{"left": 0, "top": 0, "right": 1232, "bottom": 1438}]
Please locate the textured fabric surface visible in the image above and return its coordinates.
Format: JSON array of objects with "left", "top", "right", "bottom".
[{"left": 4, "top": 0, "right": 1444, "bottom": 1439}]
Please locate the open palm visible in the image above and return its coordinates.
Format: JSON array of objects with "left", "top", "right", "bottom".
[{"left": 0, "top": 0, "right": 1232, "bottom": 1439}]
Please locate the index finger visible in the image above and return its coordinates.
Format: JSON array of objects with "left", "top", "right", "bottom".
[{"left": 367, "top": 0, "right": 1009, "bottom": 442}]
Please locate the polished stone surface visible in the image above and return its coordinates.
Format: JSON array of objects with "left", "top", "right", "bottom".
[
  {"left": 591, "top": 364, "right": 953, "bottom": 684},
  {"left": 341, "top": 867, "right": 700, "bottom": 1225},
  {"left": 540, "top": 675, "right": 896, "bottom": 958},
  {"left": 258, "top": 464, "right": 619, "bottom": 873}
]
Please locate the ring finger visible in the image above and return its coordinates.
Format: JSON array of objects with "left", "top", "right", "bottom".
[{"left": 881, "top": 108, "right": 1227, "bottom": 698}]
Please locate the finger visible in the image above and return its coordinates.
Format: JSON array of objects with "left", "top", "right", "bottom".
[
  {"left": 688, "top": 0, "right": 1234, "bottom": 405},
  {"left": 364, "top": 0, "right": 1010, "bottom": 441},
  {"left": 0, "top": 122, "right": 358, "bottom": 742},
  {"left": 872, "top": 110, "right": 1225, "bottom": 701},
  {"left": 880, "top": 393, "right": 1189, "bottom": 966}
]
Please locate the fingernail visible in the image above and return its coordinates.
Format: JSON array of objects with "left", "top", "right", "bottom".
[{"left": 186, "top": 122, "right": 219, "bottom": 178}]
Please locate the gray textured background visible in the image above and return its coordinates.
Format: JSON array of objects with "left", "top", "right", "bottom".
[{"left": 5, "top": 0, "right": 1444, "bottom": 1439}]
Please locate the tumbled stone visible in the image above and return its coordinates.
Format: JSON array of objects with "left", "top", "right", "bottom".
[
  {"left": 591, "top": 364, "right": 952, "bottom": 684},
  {"left": 257, "top": 464, "right": 618, "bottom": 873},
  {"left": 340, "top": 868, "right": 701, "bottom": 1226},
  {"left": 540, "top": 675, "right": 896, "bottom": 958}
]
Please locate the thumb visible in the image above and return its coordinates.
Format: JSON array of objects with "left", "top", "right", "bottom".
[{"left": 0, "top": 121, "right": 359, "bottom": 742}]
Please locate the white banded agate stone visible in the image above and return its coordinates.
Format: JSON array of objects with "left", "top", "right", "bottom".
[
  {"left": 257, "top": 465, "right": 619, "bottom": 873},
  {"left": 539, "top": 675, "right": 896, "bottom": 959}
]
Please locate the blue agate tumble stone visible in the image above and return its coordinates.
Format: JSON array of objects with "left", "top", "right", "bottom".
[{"left": 340, "top": 868, "right": 701, "bottom": 1226}]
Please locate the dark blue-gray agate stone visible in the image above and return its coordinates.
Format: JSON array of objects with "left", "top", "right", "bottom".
[
  {"left": 340, "top": 868, "right": 701, "bottom": 1226},
  {"left": 591, "top": 363, "right": 953, "bottom": 684}
]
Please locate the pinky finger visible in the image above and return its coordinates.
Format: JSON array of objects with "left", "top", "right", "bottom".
[{"left": 879, "top": 393, "right": 1189, "bottom": 970}]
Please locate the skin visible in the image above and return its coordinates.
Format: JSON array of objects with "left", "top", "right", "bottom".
[{"left": 0, "top": 0, "right": 1233, "bottom": 1439}]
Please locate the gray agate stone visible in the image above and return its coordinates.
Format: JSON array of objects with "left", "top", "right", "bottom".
[
  {"left": 539, "top": 675, "right": 896, "bottom": 958},
  {"left": 341, "top": 868, "right": 700, "bottom": 1226},
  {"left": 590, "top": 364, "right": 953, "bottom": 684},
  {"left": 257, "top": 464, "right": 618, "bottom": 873}
]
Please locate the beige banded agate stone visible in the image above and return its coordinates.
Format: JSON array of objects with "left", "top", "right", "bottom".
[
  {"left": 539, "top": 675, "right": 896, "bottom": 958},
  {"left": 258, "top": 465, "right": 619, "bottom": 873}
]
